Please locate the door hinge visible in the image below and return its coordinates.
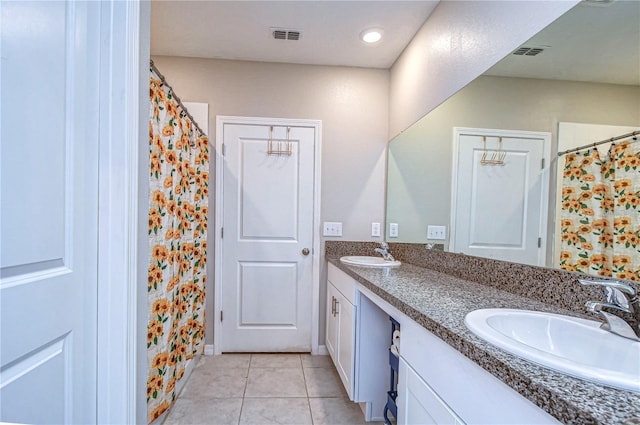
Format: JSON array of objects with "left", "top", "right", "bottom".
[
  {"left": 538, "top": 237, "right": 542, "bottom": 248},
  {"left": 222, "top": 143, "right": 226, "bottom": 156},
  {"left": 221, "top": 227, "right": 223, "bottom": 238},
  {"left": 220, "top": 311, "right": 223, "bottom": 322},
  {"left": 541, "top": 158, "right": 545, "bottom": 170}
]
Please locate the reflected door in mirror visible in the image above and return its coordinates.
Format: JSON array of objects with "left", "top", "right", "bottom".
[{"left": 451, "top": 128, "right": 550, "bottom": 266}]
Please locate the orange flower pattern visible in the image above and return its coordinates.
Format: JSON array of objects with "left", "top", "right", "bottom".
[
  {"left": 147, "top": 67, "right": 208, "bottom": 423},
  {"left": 559, "top": 141, "right": 640, "bottom": 280}
]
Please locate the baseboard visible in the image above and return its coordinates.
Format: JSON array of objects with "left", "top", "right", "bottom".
[
  {"left": 205, "top": 344, "right": 319, "bottom": 355},
  {"left": 359, "top": 402, "right": 367, "bottom": 417}
]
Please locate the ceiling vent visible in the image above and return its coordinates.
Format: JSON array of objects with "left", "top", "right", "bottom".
[
  {"left": 513, "top": 46, "right": 546, "bottom": 56},
  {"left": 271, "top": 28, "right": 301, "bottom": 41},
  {"left": 580, "top": 0, "right": 616, "bottom": 7}
]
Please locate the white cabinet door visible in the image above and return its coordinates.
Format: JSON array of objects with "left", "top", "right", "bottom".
[
  {"left": 398, "top": 358, "right": 463, "bottom": 425},
  {"left": 335, "top": 288, "right": 354, "bottom": 398},
  {"left": 326, "top": 282, "right": 339, "bottom": 362},
  {"left": 325, "top": 270, "right": 356, "bottom": 400}
]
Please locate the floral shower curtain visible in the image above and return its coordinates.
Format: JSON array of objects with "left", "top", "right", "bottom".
[
  {"left": 147, "top": 65, "right": 209, "bottom": 423},
  {"left": 559, "top": 140, "right": 640, "bottom": 280}
]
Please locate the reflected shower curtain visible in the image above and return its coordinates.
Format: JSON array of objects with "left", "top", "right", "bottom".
[
  {"left": 147, "top": 65, "right": 209, "bottom": 422},
  {"left": 559, "top": 140, "right": 640, "bottom": 280}
]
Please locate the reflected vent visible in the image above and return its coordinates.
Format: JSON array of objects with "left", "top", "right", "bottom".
[
  {"left": 581, "top": 0, "right": 616, "bottom": 6},
  {"left": 513, "top": 47, "right": 546, "bottom": 56},
  {"left": 272, "top": 28, "right": 301, "bottom": 41}
]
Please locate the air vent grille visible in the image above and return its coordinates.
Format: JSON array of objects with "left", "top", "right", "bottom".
[
  {"left": 513, "top": 47, "right": 545, "bottom": 56},
  {"left": 581, "top": 0, "right": 616, "bottom": 7},
  {"left": 271, "top": 28, "right": 301, "bottom": 41}
]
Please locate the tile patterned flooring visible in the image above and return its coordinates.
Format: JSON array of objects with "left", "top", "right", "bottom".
[{"left": 163, "top": 353, "right": 377, "bottom": 425}]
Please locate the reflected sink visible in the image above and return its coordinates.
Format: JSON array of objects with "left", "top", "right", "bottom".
[
  {"left": 464, "top": 309, "right": 640, "bottom": 393},
  {"left": 340, "top": 256, "right": 401, "bottom": 268}
]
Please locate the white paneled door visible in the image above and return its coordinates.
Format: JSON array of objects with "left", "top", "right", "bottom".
[
  {"left": 1, "top": 1, "right": 100, "bottom": 423},
  {"left": 221, "top": 121, "right": 317, "bottom": 352},
  {"left": 451, "top": 128, "right": 550, "bottom": 266}
]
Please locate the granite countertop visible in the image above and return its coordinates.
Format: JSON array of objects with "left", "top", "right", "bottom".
[{"left": 328, "top": 257, "right": 640, "bottom": 425}]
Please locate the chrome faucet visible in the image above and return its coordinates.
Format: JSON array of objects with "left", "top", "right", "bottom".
[
  {"left": 580, "top": 278, "right": 640, "bottom": 341},
  {"left": 374, "top": 242, "right": 395, "bottom": 262}
]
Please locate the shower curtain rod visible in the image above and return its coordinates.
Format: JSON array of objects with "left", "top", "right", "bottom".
[
  {"left": 557, "top": 130, "right": 640, "bottom": 157},
  {"left": 150, "top": 59, "right": 207, "bottom": 138}
]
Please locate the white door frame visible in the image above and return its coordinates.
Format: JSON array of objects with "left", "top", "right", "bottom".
[
  {"left": 449, "top": 127, "right": 551, "bottom": 266},
  {"left": 95, "top": 1, "right": 149, "bottom": 423},
  {"left": 214, "top": 116, "right": 323, "bottom": 355}
]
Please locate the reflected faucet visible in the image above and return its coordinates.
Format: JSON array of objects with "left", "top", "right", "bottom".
[
  {"left": 580, "top": 278, "right": 640, "bottom": 341},
  {"left": 374, "top": 242, "right": 395, "bottom": 262}
]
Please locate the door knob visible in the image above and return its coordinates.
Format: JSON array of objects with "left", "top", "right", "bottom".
[{"left": 302, "top": 248, "right": 310, "bottom": 256}]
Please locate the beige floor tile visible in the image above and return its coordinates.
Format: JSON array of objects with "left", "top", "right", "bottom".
[
  {"left": 194, "top": 359, "right": 250, "bottom": 378},
  {"left": 245, "top": 367, "right": 307, "bottom": 398},
  {"left": 309, "top": 397, "right": 367, "bottom": 425},
  {"left": 196, "top": 354, "right": 251, "bottom": 370},
  {"left": 250, "top": 353, "right": 302, "bottom": 368},
  {"left": 303, "top": 367, "right": 347, "bottom": 398},
  {"left": 301, "top": 354, "right": 332, "bottom": 368},
  {"left": 163, "top": 397, "right": 242, "bottom": 425},
  {"left": 239, "top": 398, "right": 312, "bottom": 425},
  {"left": 180, "top": 367, "right": 248, "bottom": 399},
  {"left": 166, "top": 353, "right": 372, "bottom": 425}
]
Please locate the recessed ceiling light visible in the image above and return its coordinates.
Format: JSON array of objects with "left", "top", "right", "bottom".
[{"left": 361, "top": 28, "right": 383, "bottom": 44}]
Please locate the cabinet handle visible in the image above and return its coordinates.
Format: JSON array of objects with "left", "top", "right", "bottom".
[
  {"left": 331, "top": 296, "right": 336, "bottom": 316},
  {"left": 335, "top": 300, "right": 340, "bottom": 316}
]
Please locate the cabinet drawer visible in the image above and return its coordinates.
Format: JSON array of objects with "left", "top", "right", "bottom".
[
  {"left": 399, "top": 358, "right": 463, "bottom": 425},
  {"left": 328, "top": 263, "right": 356, "bottom": 304}
]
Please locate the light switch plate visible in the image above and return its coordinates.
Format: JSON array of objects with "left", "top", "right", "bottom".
[
  {"left": 323, "top": 222, "right": 343, "bottom": 237},
  {"left": 389, "top": 223, "right": 398, "bottom": 238},
  {"left": 371, "top": 222, "right": 381, "bottom": 237},
  {"left": 427, "top": 225, "right": 446, "bottom": 240}
]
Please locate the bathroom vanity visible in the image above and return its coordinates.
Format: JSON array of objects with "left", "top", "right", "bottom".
[
  {"left": 325, "top": 242, "right": 640, "bottom": 425},
  {"left": 326, "top": 263, "right": 559, "bottom": 424}
]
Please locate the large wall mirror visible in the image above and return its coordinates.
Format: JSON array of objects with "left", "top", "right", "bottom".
[{"left": 386, "top": 0, "right": 640, "bottom": 271}]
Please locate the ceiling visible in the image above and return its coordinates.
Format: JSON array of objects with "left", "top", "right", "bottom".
[
  {"left": 486, "top": 0, "right": 640, "bottom": 86},
  {"left": 150, "top": 1, "right": 439, "bottom": 69},
  {"left": 151, "top": 0, "right": 640, "bottom": 85}
]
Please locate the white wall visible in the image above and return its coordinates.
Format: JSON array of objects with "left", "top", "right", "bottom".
[
  {"left": 151, "top": 56, "right": 390, "bottom": 345},
  {"left": 389, "top": 0, "right": 578, "bottom": 139}
]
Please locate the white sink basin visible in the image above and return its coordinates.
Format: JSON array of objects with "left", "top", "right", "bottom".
[
  {"left": 339, "top": 256, "right": 401, "bottom": 268},
  {"left": 464, "top": 308, "right": 640, "bottom": 393}
]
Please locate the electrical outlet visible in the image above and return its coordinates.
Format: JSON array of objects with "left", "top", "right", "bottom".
[
  {"left": 371, "top": 222, "right": 381, "bottom": 237},
  {"left": 323, "top": 222, "right": 343, "bottom": 237},
  {"left": 427, "top": 225, "right": 446, "bottom": 240},
  {"left": 389, "top": 223, "right": 398, "bottom": 238}
]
